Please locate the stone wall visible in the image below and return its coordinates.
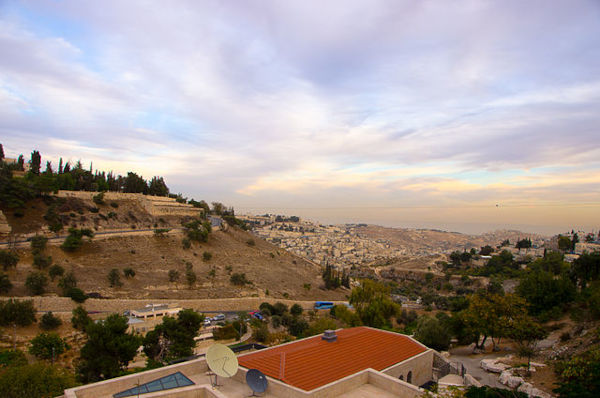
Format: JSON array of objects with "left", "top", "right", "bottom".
[
  {"left": 382, "top": 349, "right": 434, "bottom": 388},
  {"left": 55, "top": 190, "right": 201, "bottom": 217},
  {"left": 0, "top": 210, "right": 10, "bottom": 236}
]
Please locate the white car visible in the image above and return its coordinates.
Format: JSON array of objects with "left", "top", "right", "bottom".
[{"left": 204, "top": 318, "right": 212, "bottom": 326}]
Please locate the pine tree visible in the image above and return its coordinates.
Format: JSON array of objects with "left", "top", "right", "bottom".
[{"left": 30, "top": 150, "right": 41, "bottom": 175}]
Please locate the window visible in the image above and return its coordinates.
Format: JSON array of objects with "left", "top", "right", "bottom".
[
  {"left": 113, "top": 372, "right": 194, "bottom": 398},
  {"left": 407, "top": 371, "right": 412, "bottom": 384}
]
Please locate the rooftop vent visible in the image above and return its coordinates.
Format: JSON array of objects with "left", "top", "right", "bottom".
[{"left": 322, "top": 329, "right": 337, "bottom": 342}]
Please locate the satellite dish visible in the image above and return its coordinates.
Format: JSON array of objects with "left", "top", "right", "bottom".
[
  {"left": 246, "top": 369, "right": 268, "bottom": 396},
  {"left": 206, "top": 344, "right": 239, "bottom": 378}
]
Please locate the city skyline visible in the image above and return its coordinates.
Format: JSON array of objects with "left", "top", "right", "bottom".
[{"left": 1, "top": 0, "right": 599, "bottom": 235}]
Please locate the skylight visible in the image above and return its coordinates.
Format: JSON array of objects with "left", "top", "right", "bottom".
[{"left": 113, "top": 371, "right": 194, "bottom": 398}]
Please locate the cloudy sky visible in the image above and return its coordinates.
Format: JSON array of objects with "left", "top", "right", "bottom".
[{"left": 1, "top": 0, "right": 599, "bottom": 234}]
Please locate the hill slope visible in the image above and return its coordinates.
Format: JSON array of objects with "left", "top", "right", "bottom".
[{"left": 2, "top": 195, "right": 346, "bottom": 301}]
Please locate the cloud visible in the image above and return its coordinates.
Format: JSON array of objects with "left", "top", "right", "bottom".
[{"left": 0, "top": 0, "right": 599, "bottom": 232}]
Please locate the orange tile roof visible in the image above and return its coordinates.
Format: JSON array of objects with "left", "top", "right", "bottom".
[{"left": 238, "top": 326, "right": 428, "bottom": 391}]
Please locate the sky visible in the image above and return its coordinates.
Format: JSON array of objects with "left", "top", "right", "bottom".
[{"left": 1, "top": 0, "right": 599, "bottom": 235}]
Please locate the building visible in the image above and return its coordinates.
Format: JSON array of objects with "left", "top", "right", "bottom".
[
  {"left": 63, "top": 327, "right": 477, "bottom": 397},
  {"left": 130, "top": 304, "right": 183, "bottom": 320}
]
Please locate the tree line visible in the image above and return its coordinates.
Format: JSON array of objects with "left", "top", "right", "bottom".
[{"left": 0, "top": 145, "right": 170, "bottom": 209}]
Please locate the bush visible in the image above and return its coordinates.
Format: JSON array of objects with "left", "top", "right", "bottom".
[
  {"left": 0, "top": 362, "right": 76, "bottom": 398},
  {"left": 33, "top": 253, "right": 52, "bottom": 269},
  {"left": 252, "top": 324, "right": 270, "bottom": 343},
  {"left": 92, "top": 192, "right": 105, "bottom": 205},
  {"left": 230, "top": 273, "right": 249, "bottom": 286},
  {"left": 48, "top": 264, "right": 64, "bottom": 281},
  {"left": 287, "top": 317, "right": 309, "bottom": 337},
  {"left": 213, "top": 324, "right": 239, "bottom": 340},
  {"left": 290, "top": 303, "right": 303, "bottom": 316},
  {"left": 30, "top": 235, "right": 48, "bottom": 254},
  {"left": 168, "top": 269, "right": 180, "bottom": 283},
  {"left": 123, "top": 268, "right": 135, "bottom": 278},
  {"left": 414, "top": 316, "right": 451, "bottom": 351},
  {"left": 108, "top": 268, "right": 122, "bottom": 288},
  {"left": 0, "top": 273, "right": 12, "bottom": 294},
  {"left": 246, "top": 239, "right": 255, "bottom": 246},
  {"left": 271, "top": 315, "right": 281, "bottom": 328},
  {"left": 182, "top": 238, "right": 191, "bottom": 249},
  {"left": 58, "top": 272, "right": 77, "bottom": 295},
  {"left": 29, "top": 332, "right": 69, "bottom": 360},
  {"left": 0, "top": 299, "right": 36, "bottom": 326},
  {"left": 60, "top": 235, "right": 82, "bottom": 252},
  {"left": 110, "top": 201, "right": 118, "bottom": 208},
  {"left": 71, "top": 306, "right": 92, "bottom": 331},
  {"left": 0, "top": 250, "right": 19, "bottom": 271},
  {"left": 65, "top": 287, "right": 87, "bottom": 303},
  {"left": 203, "top": 251, "right": 212, "bottom": 262},
  {"left": 0, "top": 349, "right": 27, "bottom": 367},
  {"left": 25, "top": 271, "right": 48, "bottom": 295},
  {"left": 40, "top": 312, "right": 62, "bottom": 330},
  {"left": 185, "top": 265, "right": 196, "bottom": 287},
  {"left": 272, "top": 302, "right": 289, "bottom": 316}
]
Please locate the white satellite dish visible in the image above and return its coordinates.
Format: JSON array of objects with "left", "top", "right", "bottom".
[{"left": 206, "top": 344, "right": 239, "bottom": 385}]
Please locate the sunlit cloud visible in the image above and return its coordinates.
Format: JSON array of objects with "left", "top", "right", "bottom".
[{"left": 0, "top": 0, "right": 599, "bottom": 233}]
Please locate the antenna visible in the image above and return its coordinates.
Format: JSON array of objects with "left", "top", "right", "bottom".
[
  {"left": 246, "top": 368, "right": 268, "bottom": 397},
  {"left": 206, "top": 344, "right": 239, "bottom": 387}
]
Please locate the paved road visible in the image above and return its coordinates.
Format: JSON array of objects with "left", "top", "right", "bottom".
[{"left": 0, "top": 227, "right": 184, "bottom": 248}]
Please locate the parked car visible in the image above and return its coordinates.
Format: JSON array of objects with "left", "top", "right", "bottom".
[
  {"left": 214, "top": 313, "right": 226, "bottom": 321},
  {"left": 203, "top": 318, "right": 212, "bottom": 326},
  {"left": 249, "top": 311, "right": 264, "bottom": 321}
]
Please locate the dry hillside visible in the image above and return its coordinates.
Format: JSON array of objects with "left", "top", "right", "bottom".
[{"left": 2, "top": 195, "right": 347, "bottom": 301}]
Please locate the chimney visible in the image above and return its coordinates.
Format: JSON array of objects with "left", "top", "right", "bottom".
[{"left": 322, "top": 329, "right": 337, "bottom": 342}]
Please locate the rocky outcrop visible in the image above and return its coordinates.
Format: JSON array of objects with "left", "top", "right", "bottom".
[
  {"left": 518, "top": 382, "right": 552, "bottom": 398},
  {"left": 480, "top": 358, "right": 510, "bottom": 373},
  {"left": 499, "top": 370, "right": 524, "bottom": 388}
]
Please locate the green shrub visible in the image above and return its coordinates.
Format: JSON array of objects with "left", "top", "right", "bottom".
[
  {"left": 230, "top": 273, "right": 249, "bottom": 286},
  {"left": 0, "top": 299, "right": 36, "bottom": 327},
  {"left": 246, "top": 239, "right": 255, "bottom": 246},
  {"left": 0, "top": 362, "right": 76, "bottom": 398},
  {"left": 48, "top": 264, "right": 65, "bottom": 281},
  {"left": 0, "top": 349, "right": 27, "bottom": 367},
  {"left": 33, "top": 253, "right": 52, "bottom": 269},
  {"left": 123, "top": 268, "right": 135, "bottom": 278},
  {"left": 29, "top": 332, "right": 69, "bottom": 360},
  {"left": 213, "top": 324, "right": 239, "bottom": 340},
  {"left": 71, "top": 306, "right": 92, "bottom": 331},
  {"left": 110, "top": 201, "right": 118, "bottom": 208},
  {"left": 182, "top": 238, "right": 191, "bottom": 249},
  {"left": 0, "top": 250, "right": 19, "bottom": 271},
  {"left": 290, "top": 303, "right": 303, "bottom": 316},
  {"left": 202, "top": 251, "right": 212, "bottom": 262},
  {"left": 168, "top": 269, "right": 180, "bottom": 282},
  {"left": 25, "top": 271, "right": 48, "bottom": 295},
  {"left": 65, "top": 287, "right": 87, "bottom": 303},
  {"left": 108, "top": 268, "right": 122, "bottom": 288},
  {"left": 30, "top": 235, "right": 48, "bottom": 254},
  {"left": 0, "top": 273, "right": 12, "bottom": 294},
  {"left": 58, "top": 272, "right": 77, "bottom": 295},
  {"left": 92, "top": 192, "right": 105, "bottom": 205},
  {"left": 40, "top": 312, "right": 62, "bottom": 330}
]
